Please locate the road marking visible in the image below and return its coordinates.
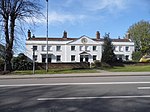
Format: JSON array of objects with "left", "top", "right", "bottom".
[
  {"left": 0, "top": 82, "right": 150, "bottom": 87},
  {"left": 37, "top": 95, "right": 150, "bottom": 101},
  {"left": 138, "top": 87, "right": 150, "bottom": 90}
]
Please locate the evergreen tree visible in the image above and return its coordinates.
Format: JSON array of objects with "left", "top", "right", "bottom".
[{"left": 101, "top": 33, "right": 116, "bottom": 63}]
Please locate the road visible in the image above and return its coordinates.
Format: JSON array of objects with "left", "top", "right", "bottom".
[{"left": 0, "top": 75, "right": 150, "bottom": 112}]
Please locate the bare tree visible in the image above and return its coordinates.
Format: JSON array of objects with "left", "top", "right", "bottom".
[{"left": 0, "top": 0, "right": 42, "bottom": 72}]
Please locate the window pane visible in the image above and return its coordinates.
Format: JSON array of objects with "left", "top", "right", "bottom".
[
  {"left": 93, "top": 55, "right": 97, "bottom": 61},
  {"left": 56, "top": 55, "right": 61, "bottom": 61},
  {"left": 33, "top": 46, "right": 37, "bottom": 51},
  {"left": 56, "top": 46, "right": 61, "bottom": 51},
  {"left": 42, "top": 46, "right": 46, "bottom": 51},
  {"left": 71, "top": 46, "right": 75, "bottom": 51},
  {"left": 42, "top": 54, "right": 46, "bottom": 63},
  {"left": 48, "top": 46, "right": 52, "bottom": 51},
  {"left": 80, "top": 46, "right": 83, "bottom": 51},
  {"left": 93, "top": 46, "right": 96, "bottom": 51},
  {"left": 71, "top": 55, "right": 75, "bottom": 61},
  {"left": 125, "top": 46, "right": 129, "bottom": 52}
]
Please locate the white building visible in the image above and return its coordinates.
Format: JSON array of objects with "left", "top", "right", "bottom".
[{"left": 26, "top": 30, "right": 134, "bottom": 63}]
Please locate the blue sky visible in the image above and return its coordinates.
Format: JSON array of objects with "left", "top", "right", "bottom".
[{"left": 30, "top": 0, "right": 150, "bottom": 39}]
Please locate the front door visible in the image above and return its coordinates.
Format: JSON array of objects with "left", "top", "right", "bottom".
[
  {"left": 80, "top": 55, "right": 89, "bottom": 62},
  {"left": 85, "top": 55, "right": 89, "bottom": 62}
]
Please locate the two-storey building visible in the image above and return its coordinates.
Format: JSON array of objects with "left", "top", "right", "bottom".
[{"left": 26, "top": 30, "right": 134, "bottom": 63}]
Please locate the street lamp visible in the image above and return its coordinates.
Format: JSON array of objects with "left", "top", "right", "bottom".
[
  {"left": 32, "top": 47, "right": 36, "bottom": 74},
  {"left": 46, "top": 0, "right": 49, "bottom": 72}
]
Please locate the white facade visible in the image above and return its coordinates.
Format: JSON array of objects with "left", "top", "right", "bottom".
[{"left": 26, "top": 31, "right": 134, "bottom": 63}]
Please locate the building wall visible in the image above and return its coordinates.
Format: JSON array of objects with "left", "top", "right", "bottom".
[{"left": 26, "top": 36, "right": 134, "bottom": 63}]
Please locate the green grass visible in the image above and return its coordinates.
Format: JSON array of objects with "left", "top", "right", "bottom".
[
  {"left": 105, "top": 65, "right": 150, "bottom": 72},
  {"left": 11, "top": 65, "right": 150, "bottom": 75},
  {"left": 13, "top": 69, "right": 98, "bottom": 75}
]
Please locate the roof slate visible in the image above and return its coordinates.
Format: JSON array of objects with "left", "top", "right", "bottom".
[{"left": 27, "top": 37, "right": 131, "bottom": 42}]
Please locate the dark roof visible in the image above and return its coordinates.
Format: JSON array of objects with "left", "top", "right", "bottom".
[
  {"left": 111, "top": 38, "right": 131, "bottom": 42},
  {"left": 27, "top": 37, "right": 131, "bottom": 42},
  {"left": 27, "top": 37, "right": 77, "bottom": 41}
]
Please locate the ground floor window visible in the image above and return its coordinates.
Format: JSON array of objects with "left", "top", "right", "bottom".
[
  {"left": 125, "top": 55, "right": 129, "bottom": 60},
  {"left": 56, "top": 55, "right": 61, "bottom": 62},
  {"left": 93, "top": 55, "right": 97, "bottom": 61},
  {"left": 71, "top": 55, "right": 75, "bottom": 61},
  {"left": 42, "top": 54, "right": 46, "bottom": 63},
  {"left": 42, "top": 54, "right": 52, "bottom": 63},
  {"left": 80, "top": 55, "right": 83, "bottom": 62}
]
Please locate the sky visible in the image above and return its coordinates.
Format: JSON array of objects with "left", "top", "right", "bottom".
[{"left": 29, "top": 0, "right": 150, "bottom": 39}]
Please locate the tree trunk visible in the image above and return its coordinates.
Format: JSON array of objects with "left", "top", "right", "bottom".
[
  {"left": 3, "top": 14, "right": 16, "bottom": 72},
  {"left": 3, "top": 15, "right": 13, "bottom": 72},
  {"left": 4, "top": 48, "right": 13, "bottom": 72}
]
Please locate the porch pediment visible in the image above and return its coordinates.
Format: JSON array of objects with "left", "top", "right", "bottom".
[{"left": 79, "top": 51, "right": 90, "bottom": 56}]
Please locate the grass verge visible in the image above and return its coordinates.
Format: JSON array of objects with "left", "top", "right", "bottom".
[
  {"left": 105, "top": 65, "right": 150, "bottom": 72},
  {"left": 13, "top": 69, "right": 98, "bottom": 75}
]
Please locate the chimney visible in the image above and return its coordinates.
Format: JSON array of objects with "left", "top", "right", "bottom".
[
  {"left": 96, "top": 31, "right": 100, "bottom": 40},
  {"left": 32, "top": 34, "right": 35, "bottom": 38},
  {"left": 126, "top": 33, "right": 130, "bottom": 39},
  {"left": 63, "top": 31, "right": 67, "bottom": 38},
  {"left": 28, "top": 30, "right": 31, "bottom": 39}
]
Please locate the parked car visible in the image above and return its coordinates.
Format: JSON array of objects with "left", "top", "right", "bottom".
[{"left": 139, "top": 55, "right": 150, "bottom": 62}]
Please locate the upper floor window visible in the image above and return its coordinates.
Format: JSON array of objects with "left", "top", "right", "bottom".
[
  {"left": 119, "top": 46, "right": 123, "bottom": 52},
  {"left": 56, "top": 46, "right": 61, "bottom": 51},
  {"left": 125, "top": 46, "right": 129, "bottom": 52},
  {"left": 42, "top": 46, "right": 45, "bottom": 51},
  {"left": 93, "top": 46, "right": 97, "bottom": 51},
  {"left": 47, "top": 46, "right": 52, "bottom": 51},
  {"left": 71, "top": 46, "right": 75, "bottom": 51},
  {"left": 33, "top": 46, "right": 37, "bottom": 51},
  {"left": 80, "top": 46, "right": 84, "bottom": 51},
  {"left": 85, "top": 46, "right": 90, "bottom": 51},
  {"left": 42, "top": 45, "right": 52, "bottom": 51}
]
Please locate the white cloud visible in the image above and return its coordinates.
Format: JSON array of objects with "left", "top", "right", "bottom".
[
  {"left": 65, "top": 0, "right": 127, "bottom": 12},
  {"left": 25, "top": 11, "right": 86, "bottom": 25},
  {"left": 48, "top": 12, "right": 86, "bottom": 24}
]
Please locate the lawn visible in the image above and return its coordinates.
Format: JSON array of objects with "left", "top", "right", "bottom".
[
  {"left": 105, "top": 65, "right": 150, "bottom": 72},
  {"left": 13, "top": 69, "right": 98, "bottom": 75},
  {"left": 11, "top": 65, "right": 150, "bottom": 75}
]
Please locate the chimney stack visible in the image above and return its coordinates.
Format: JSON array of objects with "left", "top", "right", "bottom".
[
  {"left": 126, "top": 33, "right": 130, "bottom": 39},
  {"left": 96, "top": 31, "right": 100, "bottom": 40},
  {"left": 63, "top": 31, "right": 67, "bottom": 38},
  {"left": 28, "top": 30, "right": 31, "bottom": 39}
]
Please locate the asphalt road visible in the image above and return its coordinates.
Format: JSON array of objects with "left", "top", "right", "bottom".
[{"left": 0, "top": 75, "right": 150, "bottom": 112}]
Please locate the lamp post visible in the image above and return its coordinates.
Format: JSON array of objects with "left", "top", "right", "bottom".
[
  {"left": 32, "top": 47, "right": 35, "bottom": 74},
  {"left": 46, "top": 0, "right": 49, "bottom": 72}
]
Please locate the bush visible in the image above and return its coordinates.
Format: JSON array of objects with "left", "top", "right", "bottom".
[
  {"left": 132, "top": 51, "right": 143, "bottom": 62},
  {"left": 12, "top": 53, "right": 33, "bottom": 70},
  {"left": 91, "top": 60, "right": 101, "bottom": 68},
  {"left": 0, "top": 58, "right": 4, "bottom": 71},
  {"left": 101, "top": 62, "right": 112, "bottom": 68}
]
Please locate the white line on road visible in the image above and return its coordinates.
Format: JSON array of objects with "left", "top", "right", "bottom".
[
  {"left": 1, "top": 82, "right": 150, "bottom": 87},
  {"left": 138, "top": 87, "right": 150, "bottom": 90},
  {"left": 37, "top": 95, "right": 150, "bottom": 101}
]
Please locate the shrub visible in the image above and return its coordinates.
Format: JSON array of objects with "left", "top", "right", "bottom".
[
  {"left": 0, "top": 58, "right": 4, "bottom": 71},
  {"left": 132, "top": 51, "right": 143, "bottom": 62},
  {"left": 93, "top": 60, "right": 101, "bottom": 68},
  {"left": 12, "top": 53, "right": 33, "bottom": 70}
]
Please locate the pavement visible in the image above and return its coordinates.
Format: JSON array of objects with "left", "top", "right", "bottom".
[{"left": 0, "top": 71, "right": 150, "bottom": 79}]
